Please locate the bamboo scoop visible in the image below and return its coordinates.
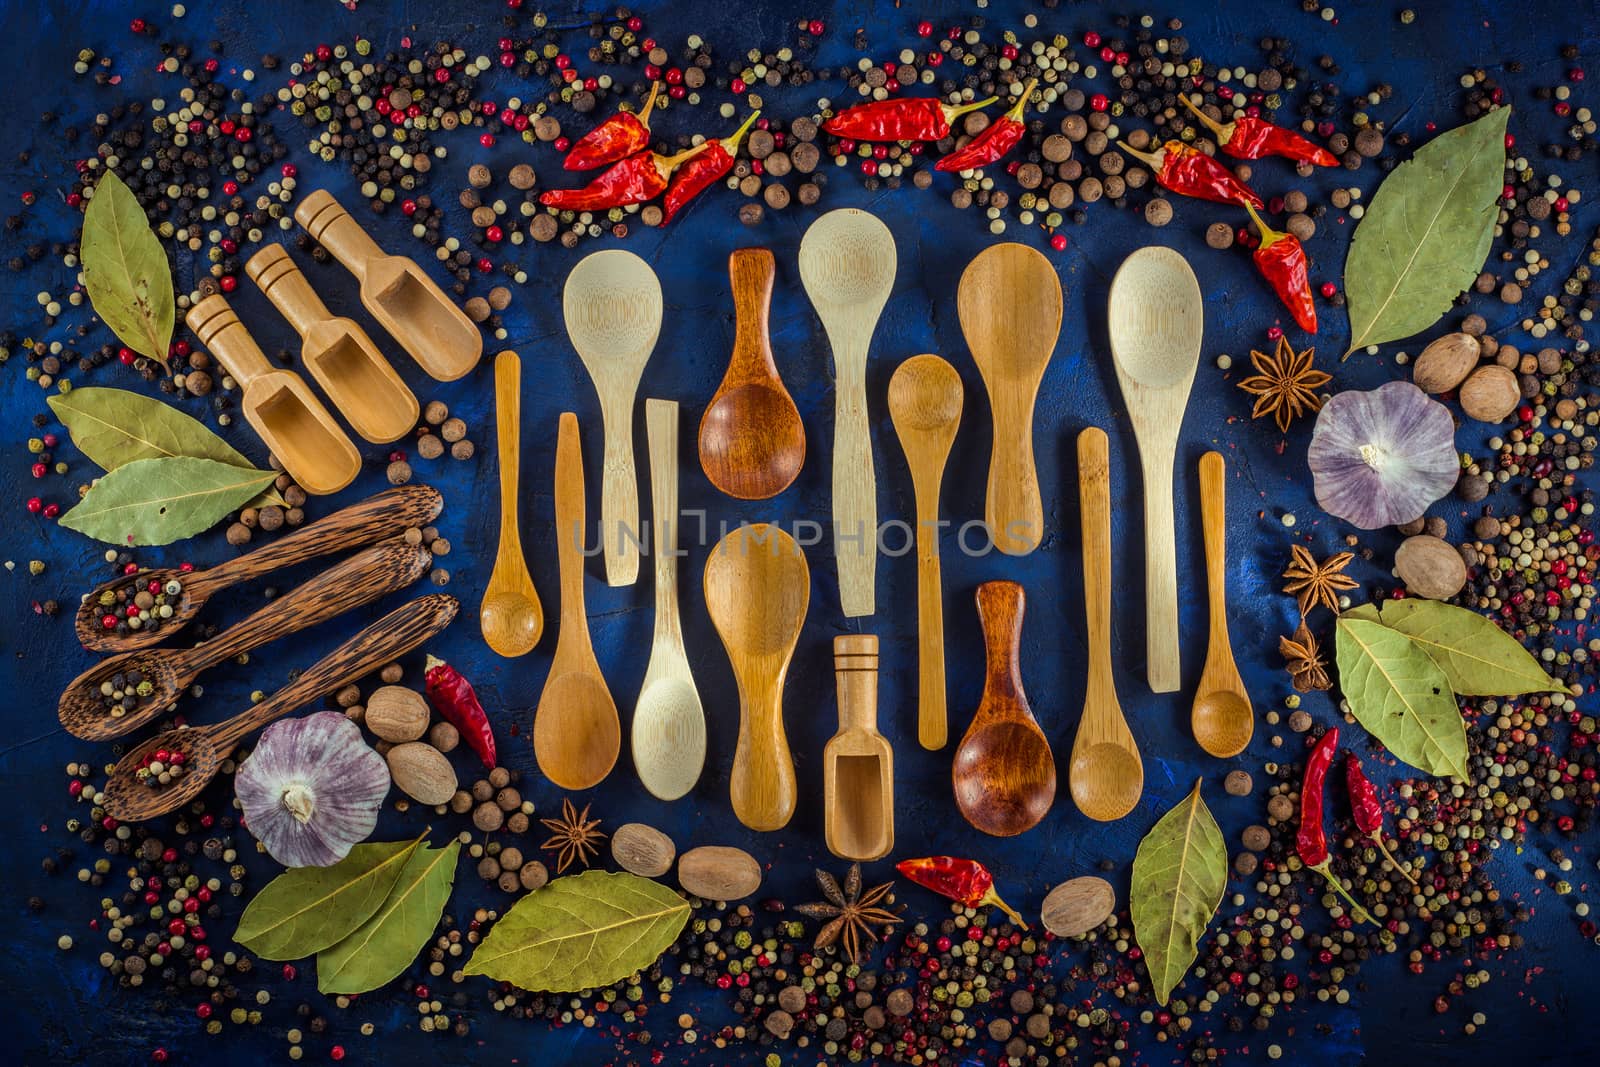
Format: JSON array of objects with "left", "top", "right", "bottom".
[
  {"left": 824, "top": 634, "right": 895, "bottom": 862},
  {"left": 533, "top": 413, "right": 621, "bottom": 791},
  {"left": 245, "top": 243, "right": 419, "bottom": 443},
  {"left": 100, "top": 593, "right": 459, "bottom": 822},
  {"left": 887, "top": 354, "right": 963, "bottom": 751},
  {"left": 1070, "top": 427, "right": 1144, "bottom": 822},
  {"left": 480, "top": 351, "right": 543, "bottom": 658},
  {"left": 704, "top": 523, "right": 810, "bottom": 832},
  {"left": 60, "top": 539, "right": 432, "bottom": 741},
  {"left": 294, "top": 189, "right": 481, "bottom": 381},
  {"left": 1191, "top": 451, "right": 1254, "bottom": 758},
  {"left": 798, "top": 208, "right": 896, "bottom": 618},
  {"left": 73, "top": 485, "right": 443, "bottom": 653},
  {"left": 631, "top": 399, "right": 706, "bottom": 801},
  {"left": 951, "top": 581, "right": 1056, "bottom": 837},
  {"left": 957, "top": 243, "right": 1063, "bottom": 556},
  {"left": 699, "top": 248, "right": 806, "bottom": 500},
  {"left": 1106, "top": 246, "right": 1203, "bottom": 693},
  {"left": 187, "top": 294, "right": 362, "bottom": 496},
  {"left": 564, "top": 249, "right": 662, "bottom": 587}
]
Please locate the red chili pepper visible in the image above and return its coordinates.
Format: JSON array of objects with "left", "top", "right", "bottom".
[
  {"left": 1179, "top": 95, "right": 1339, "bottom": 167},
  {"left": 1244, "top": 202, "right": 1318, "bottom": 334},
  {"left": 539, "top": 143, "right": 710, "bottom": 211},
  {"left": 1344, "top": 753, "right": 1421, "bottom": 889},
  {"left": 660, "top": 110, "right": 761, "bottom": 225},
  {"left": 936, "top": 78, "right": 1037, "bottom": 172},
  {"left": 564, "top": 81, "right": 662, "bottom": 171},
  {"left": 424, "top": 655, "right": 495, "bottom": 769},
  {"left": 823, "top": 93, "right": 997, "bottom": 142},
  {"left": 1117, "top": 139, "right": 1264, "bottom": 209},
  {"left": 895, "top": 856, "right": 1026, "bottom": 928},
  {"left": 1296, "top": 728, "right": 1375, "bottom": 924}
]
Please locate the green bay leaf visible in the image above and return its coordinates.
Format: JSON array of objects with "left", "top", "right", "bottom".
[
  {"left": 81, "top": 171, "right": 174, "bottom": 369},
  {"left": 59, "top": 456, "right": 278, "bottom": 547},
  {"left": 49, "top": 387, "right": 256, "bottom": 470},
  {"left": 1375, "top": 599, "right": 1563, "bottom": 696},
  {"left": 1130, "top": 781, "right": 1226, "bottom": 1007},
  {"left": 317, "top": 840, "right": 459, "bottom": 995},
  {"left": 235, "top": 837, "right": 424, "bottom": 961},
  {"left": 1335, "top": 617, "right": 1469, "bottom": 779},
  {"left": 464, "top": 870, "right": 689, "bottom": 994}
]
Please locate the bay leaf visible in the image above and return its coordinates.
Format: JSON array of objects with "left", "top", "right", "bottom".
[
  {"left": 81, "top": 170, "right": 174, "bottom": 370},
  {"left": 1375, "top": 599, "right": 1563, "bottom": 697},
  {"left": 59, "top": 456, "right": 278, "bottom": 546},
  {"left": 235, "top": 837, "right": 424, "bottom": 961},
  {"left": 1340, "top": 603, "right": 1380, "bottom": 624},
  {"left": 317, "top": 840, "right": 459, "bottom": 995},
  {"left": 49, "top": 386, "right": 256, "bottom": 471},
  {"left": 464, "top": 870, "right": 689, "bottom": 993},
  {"left": 1335, "top": 617, "right": 1469, "bottom": 779},
  {"left": 1342, "top": 107, "right": 1510, "bottom": 357},
  {"left": 1130, "top": 781, "right": 1226, "bottom": 1007}
]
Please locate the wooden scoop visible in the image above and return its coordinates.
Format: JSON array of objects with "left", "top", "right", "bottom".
[
  {"left": 100, "top": 593, "right": 459, "bottom": 822},
  {"left": 564, "top": 249, "right": 661, "bottom": 587},
  {"left": 824, "top": 634, "right": 895, "bottom": 862},
  {"left": 245, "top": 243, "right": 419, "bottom": 444},
  {"left": 699, "top": 248, "right": 806, "bottom": 500},
  {"left": 73, "top": 485, "right": 443, "bottom": 653},
  {"left": 951, "top": 581, "right": 1056, "bottom": 837},
  {"left": 480, "top": 351, "right": 543, "bottom": 657},
  {"left": 704, "top": 523, "right": 810, "bottom": 832},
  {"left": 60, "top": 539, "right": 432, "bottom": 741},
  {"left": 186, "top": 294, "right": 361, "bottom": 496},
  {"left": 294, "top": 189, "right": 481, "bottom": 382},
  {"left": 1069, "top": 427, "right": 1144, "bottom": 822},
  {"left": 532, "top": 413, "right": 621, "bottom": 791},
  {"left": 798, "top": 208, "right": 896, "bottom": 618},
  {"left": 887, "top": 354, "right": 963, "bottom": 751},
  {"left": 1191, "top": 451, "right": 1254, "bottom": 758},
  {"left": 957, "top": 243, "right": 1062, "bottom": 556},
  {"left": 1107, "top": 246, "right": 1203, "bottom": 693}
]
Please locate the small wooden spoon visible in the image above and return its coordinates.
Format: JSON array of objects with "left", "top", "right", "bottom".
[
  {"left": 951, "top": 581, "right": 1056, "bottom": 837},
  {"left": 1191, "top": 451, "right": 1254, "bottom": 758},
  {"left": 480, "top": 351, "right": 544, "bottom": 657},
  {"left": 704, "top": 523, "right": 810, "bottom": 832},
  {"left": 957, "top": 243, "right": 1062, "bottom": 556},
  {"left": 533, "top": 413, "right": 621, "bottom": 791},
  {"left": 1070, "top": 427, "right": 1144, "bottom": 822},
  {"left": 699, "top": 248, "right": 806, "bottom": 500},
  {"left": 60, "top": 539, "right": 432, "bottom": 741},
  {"left": 74, "top": 485, "right": 443, "bottom": 653},
  {"left": 887, "top": 354, "right": 963, "bottom": 751},
  {"left": 100, "top": 593, "right": 460, "bottom": 822},
  {"left": 1107, "top": 246, "right": 1203, "bottom": 693},
  {"left": 824, "top": 634, "right": 894, "bottom": 862}
]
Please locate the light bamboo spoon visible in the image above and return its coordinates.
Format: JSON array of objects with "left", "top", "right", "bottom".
[
  {"left": 1191, "top": 451, "right": 1254, "bottom": 758},
  {"left": 824, "top": 634, "right": 894, "bottom": 862},
  {"left": 957, "top": 243, "right": 1062, "bottom": 556},
  {"left": 887, "top": 354, "right": 963, "bottom": 751},
  {"left": 480, "top": 351, "right": 543, "bottom": 658},
  {"left": 1107, "top": 246, "right": 1203, "bottom": 693},
  {"left": 564, "top": 249, "right": 662, "bottom": 587},
  {"left": 799, "top": 208, "right": 896, "bottom": 618},
  {"left": 632, "top": 399, "right": 706, "bottom": 801},
  {"left": 533, "top": 413, "right": 621, "bottom": 791},
  {"left": 1070, "top": 427, "right": 1144, "bottom": 822}
]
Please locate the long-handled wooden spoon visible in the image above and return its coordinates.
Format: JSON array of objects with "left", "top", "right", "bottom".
[
  {"left": 100, "top": 593, "right": 460, "bottom": 822},
  {"left": 480, "top": 351, "right": 544, "bottom": 657},
  {"left": 1191, "top": 451, "right": 1254, "bottom": 758},
  {"left": 533, "top": 413, "right": 621, "bottom": 791},
  {"left": 824, "top": 634, "right": 894, "bottom": 861},
  {"left": 887, "top": 354, "right": 963, "bottom": 751}
]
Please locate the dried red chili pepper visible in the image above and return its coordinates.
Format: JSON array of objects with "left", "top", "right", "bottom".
[
  {"left": 538, "top": 143, "right": 710, "bottom": 212},
  {"left": 823, "top": 93, "right": 997, "bottom": 142},
  {"left": 1344, "top": 753, "right": 1421, "bottom": 889},
  {"left": 895, "top": 856, "right": 1026, "bottom": 928},
  {"left": 564, "top": 81, "right": 662, "bottom": 171},
  {"left": 1179, "top": 95, "right": 1339, "bottom": 168},
  {"left": 424, "top": 655, "right": 495, "bottom": 769},
  {"left": 936, "top": 78, "right": 1038, "bottom": 172},
  {"left": 1244, "top": 202, "right": 1318, "bottom": 334},
  {"left": 1296, "top": 728, "right": 1375, "bottom": 924},
  {"left": 661, "top": 110, "right": 761, "bottom": 225},
  {"left": 1117, "top": 139, "right": 1265, "bottom": 209}
]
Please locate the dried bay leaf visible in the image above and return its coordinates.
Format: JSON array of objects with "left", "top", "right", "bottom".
[
  {"left": 1374, "top": 599, "right": 1564, "bottom": 697},
  {"left": 1335, "top": 617, "right": 1468, "bottom": 780},
  {"left": 59, "top": 456, "right": 278, "bottom": 546},
  {"left": 82, "top": 171, "right": 174, "bottom": 370},
  {"left": 235, "top": 837, "right": 424, "bottom": 960},
  {"left": 1130, "top": 781, "right": 1226, "bottom": 1007},
  {"left": 317, "top": 840, "right": 459, "bottom": 995}
]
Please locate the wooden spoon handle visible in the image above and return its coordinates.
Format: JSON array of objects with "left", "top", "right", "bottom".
[
  {"left": 1078, "top": 428, "right": 1115, "bottom": 695},
  {"left": 599, "top": 394, "right": 641, "bottom": 587},
  {"left": 294, "top": 189, "right": 385, "bottom": 282},
  {"left": 833, "top": 363, "right": 877, "bottom": 617},
  {"left": 645, "top": 399, "right": 681, "bottom": 643},
  {"left": 975, "top": 580, "right": 1028, "bottom": 719},
  {"left": 246, "top": 243, "right": 330, "bottom": 338},
  {"left": 731, "top": 682, "right": 798, "bottom": 832},
  {"left": 186, "top": 294, "right": 274, "bottom": 385},
  {"left": 554, "top": 413, "right": 589, "bottom": 639},
  {"left": 914, "top": 495, "right": 947, "bottom": 750},
  {"left": 1198, "top": 451, "right": 1228, "bottom": 635},
  {"left": 727, "top": 248, "right": 779, "bottom": 384},
  {"left": 1138, "top": 440, "right": 1181, "bottom": 692},
  {"left": 985, "top": 390, "right": 1043, "bottom": 556},
  {"left": 494, "top": 351, "right": 522, "bottom": 546},
  {"left": 834, "top": 634, "right": 880, "bottom": 732}
]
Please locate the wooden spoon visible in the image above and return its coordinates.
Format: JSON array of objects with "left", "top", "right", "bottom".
[
  {"left": 631, "top": 399, "right": 706, "bottom": 801},
  {"left": 1107, "top": 246, "right": 1203, "bottom": 693},
  {"left": 1191, "top": 451, "right": 1254, "bottom": 758},
  {"left": 186, "top": 294, "right": 361, "bottom": 496},
  {"left": 957, "top": 243, "right": 1062, "bottom": 556},
  {"left": 245, "top": 243, "right": 419, "bottom": 444},
  {"left": 887, "top": 354, "right": 963, "bottom": 751},
  {"left": 824, "top": 634, "right": 895, "bottom": 862},
  {"left": 480, "top": 351, "right": 544, "bottom": 658},
  {"left": 533, "top": 413, "right": 621, "bottom": 791},
  {"left": 798, "top": 208, "right": 896, "bottom": 618},
  {"left": 73, "top": 485, "right": 443, "bottom": 653},
  {"left": 100, "top": 593, "right": 460, "bottom": 822},
  {"left": 704, "top": 523, "right": 810, "bottom": 832},
  {"left": 699, "top": 248, "right": 806, "bottom": 500},
  {"left": 951, "top": 580, "right": 1056, "bottom": 837},
  {"left": 294, "top": 189, "right": 481, "bottom": 381},
  {"left": 1069, "top": 427, "right": 1144, "bottom": 822},
  {"left": 60, "top": 539, "right": 432, "bottom": 741}
]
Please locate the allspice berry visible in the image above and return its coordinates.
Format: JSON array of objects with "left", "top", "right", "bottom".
[
  {"left": 1224, "top": 770, "right": 1253, "bottom": 796},
  {"left": 386, "top": 460, "right": 413, "bottom": 485},
  {"left": 1144, "top": 198, "right": 1173, "bottom": 227},
  {"left": 1205, "top": 221, "right": 1235, "bottom": 249},
  {"left": 520, "top": 861, "right": 549, "bottom": 891},
  {"left": 472, "top": 801, "right": 505, "bottom": 832}
]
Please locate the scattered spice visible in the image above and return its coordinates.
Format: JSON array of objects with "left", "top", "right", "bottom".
[
  {"left": 1281, "top": 545, "right": 1358, "bottom": 617},
  {"left": 794, "top": 863, "right": 902, "bottom": 965},
  {"left": 895, "top": 856, "right": 1025, "bottom": 928},
  {"left": 936, "top": 80, "right": 1037, "bottom": 173},
  {"left": 539, "top": 798, "right": 605, "bottom": 874},
  {"left": 563, "top": 82, "right": 661, "bottom": 171},
  {"left": 1294, "top": 728, "right": 1376, "bottom": 925},
  {"left": 1116, "top": 139, "right": 1264, "bottom": 209},
  {"left": 1238, "top": 335, "right": 1331, "bottom": 431},
  {"left": 823, "top": 94, "right": 996, "bottom": 142},
  {"left": 423, "top": 656, "right": 495, "bottom": 768},
  {"left": 1344, "top": 753, "right": 1422, "bottom": 889},
  {"left": 1279, "top": 621, "right": 1332, "bottom": 692}
]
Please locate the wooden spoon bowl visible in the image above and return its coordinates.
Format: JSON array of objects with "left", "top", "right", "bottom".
[
  {"left": 1067, "top": 742, "right": 1144, "bottom": 823},
  {"left": 75, "top": 566, "right": 195, "bottom": 648},
  {"left": 480, "top": 351, "right": 543, "bottom": 657},
  {"left": 57, "top": 651, "right": 181, "bottom": 740},
  {"left": 1191, "top": 450, "right": 1254, "bottom": 758}
]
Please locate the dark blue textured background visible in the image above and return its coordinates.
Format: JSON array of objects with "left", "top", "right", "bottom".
[{"left": 2, "top": 0, "right": 1595, "bottom": 1064}]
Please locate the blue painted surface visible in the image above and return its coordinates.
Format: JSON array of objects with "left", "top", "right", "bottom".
[{"left": 0, "top": 0, "right": 1594, "bottom": 1064}]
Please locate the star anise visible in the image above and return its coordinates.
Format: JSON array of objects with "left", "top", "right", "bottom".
[
  {"left": 1238, "top": 335, "right": 1331, "bottom": 432},
  {"left": 1282, "top": 544, "right": 1358, "bottom": 617},
  {"left": 539, "top": 798, "right": 606, "bottom": 873},
  {"left": 1279, "top": 621, "right": 1331, "bottom": 692},
  {"left": 794, "top": 863, "right": 902, "bottom": 965}
]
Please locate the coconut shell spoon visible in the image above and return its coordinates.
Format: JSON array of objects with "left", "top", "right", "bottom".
[
  {"left": 480, "top": 351, "right": 544, "bottom": 658},
  {"left": 1191, "top": 451, "right": 1254, "bottom": 758},
  {"left": 100, "top": 593, "right": 460, "bottom": 822}
]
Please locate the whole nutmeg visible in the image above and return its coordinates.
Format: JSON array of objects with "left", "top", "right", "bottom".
[
  {"left": 1412, "top": 333, "right": 1481, "bottom": 394},
  {"left": 1395, "top": 534, "right": 1468, "bottom": 600},
  {"left": 1458, "top": 364, "right": 1520, "bottom": 422},
  {"left": 364, "top": 686, "right": 430, "bottom": 742},
  {"left": 385, "top": 742, "right": 458, "bottom": 806}
]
